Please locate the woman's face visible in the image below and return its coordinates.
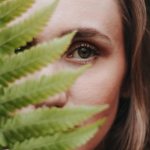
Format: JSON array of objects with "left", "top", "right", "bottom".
[{"left": 17, "top": 0, "right": 126, "bottom": 149}]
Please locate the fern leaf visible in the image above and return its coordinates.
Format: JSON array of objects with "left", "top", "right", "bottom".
[
  {"left": 0, "top": 133, "right": 6, "bottom": 147},
  {"left": 0, "top": 0, "right": 7, "bottom": 4},
  {"left": 0, "top": 0, "right": 59, "bottom": 55},
  {"left": 0, "top": 105, "right": 108, "bottom": 146},
  {"left": 11, "top": 119, "right": 106, "bottom": 150},
  {"left": 0, "top": 0, "right": 35, "bottom": 27},
  {"left": 0, "top": 66, "right": 88, "bottom": 116},
  {"left": 0, "top": 32, "right": 75, "bottom": 86},
  {"left": 0, "top": 0, "right": 109, "bottom": 149}
]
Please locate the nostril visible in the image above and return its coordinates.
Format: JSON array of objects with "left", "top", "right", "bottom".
[{"left": 35, "top": 92, "right": 68, "bottom": 108}]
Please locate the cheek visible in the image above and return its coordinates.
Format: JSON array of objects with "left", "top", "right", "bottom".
[
  {"left": 66, "top": 63, "right": 124, "bottom": 107},
  {"left": 69, "top": 65, "right": 124, "bottom": 150},
  {"left": 66, "top": 59, "right": 126, "bottom": 150}
]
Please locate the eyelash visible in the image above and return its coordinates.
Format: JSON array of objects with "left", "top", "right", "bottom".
[
  {"left": 63, "top": 41, "right": 101, "bottom": 65},
  {"left": 15, "top": 40, "right": 101, "bottom": 65}
]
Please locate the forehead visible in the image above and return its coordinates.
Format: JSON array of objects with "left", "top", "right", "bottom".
[
  {"left": 17, "top": 0, "right": 123, "bottom": 48},
  {"left": 43, "top": 0, "right": 122, "bottom": 44}
]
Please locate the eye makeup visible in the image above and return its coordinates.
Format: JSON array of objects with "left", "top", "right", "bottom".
[{"left": 62, "top": 40, "right": 103, "bottom": 65}]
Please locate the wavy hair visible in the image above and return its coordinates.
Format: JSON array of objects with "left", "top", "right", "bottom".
[{"left": 96, "top": 1, "right": 150, "bottom": 150}]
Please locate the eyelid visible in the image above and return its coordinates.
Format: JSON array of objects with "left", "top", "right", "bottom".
[
  {"left": 66, "top": 41, "right": 101, "bottom": 56},
  {"left": 62, "top": 40, "right": 102, "bottom": 65},
  {"left": 72, "top": 37, "right": 113, "bottom": 56}
]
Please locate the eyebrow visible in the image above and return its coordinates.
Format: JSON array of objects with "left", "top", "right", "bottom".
[{"left": 59, "top": 27, "right": 112, "bottom": 45}]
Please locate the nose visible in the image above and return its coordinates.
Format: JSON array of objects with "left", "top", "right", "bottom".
[
  {"left": 15, "top": 59, "right": 69, "bottom": 109},
  {"left": 16, "top": 92, "right": 68, "bottom": 114},
  {"left": 35, "top": 92, "right": 68, "bottom": 108},
  {"left": 34, "top": 62, "right": 69, "bottom": 108}
]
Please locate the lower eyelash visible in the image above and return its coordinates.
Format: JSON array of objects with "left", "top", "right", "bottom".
[{"left": 64, "top": 55, "right": 98, "bottom": 65}]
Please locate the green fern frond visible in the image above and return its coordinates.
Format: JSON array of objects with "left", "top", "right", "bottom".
[
  {"left": 0, "top": 66, "right": 88, "bottom": 116},
  {"left": 11, "top": 119, "right": 106, "bottom": 150},
  {"left": 0, "top": 105, "right": 108, "bottom": 146},
  {"left": 0, "top": 133, "right": 6, "bottom": 147},
  {"left": 0, "top": 0, "right": 7, "bottom": 4},
  {"left": 0, "top": 0, "right": 59, "bottom": 55},
  {"left": 0, "top": 0, "right": 35, "bottom": 27},
  {"left": 0, "top": 32, "right": 75, "bottom": 86},
  {"left": 0, "top": 0, "right": 108, "bottom": 150}
]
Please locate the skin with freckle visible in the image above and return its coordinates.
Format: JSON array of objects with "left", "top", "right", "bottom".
[{"left": 16, "top": 0, "right": 126, "bottom": 150}]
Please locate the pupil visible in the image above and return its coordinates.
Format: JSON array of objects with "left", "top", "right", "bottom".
[{"left": 78, "top": 47, "right": 92, "bottom": 58}]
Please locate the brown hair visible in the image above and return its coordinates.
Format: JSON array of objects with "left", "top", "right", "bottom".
[{"left": 96, "top": 1, "right": 150, "bottom": 150}]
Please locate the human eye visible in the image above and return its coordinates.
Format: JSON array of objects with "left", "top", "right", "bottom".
[{"left": 62, "top": 41, "right": 101, "bottom": 65}]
